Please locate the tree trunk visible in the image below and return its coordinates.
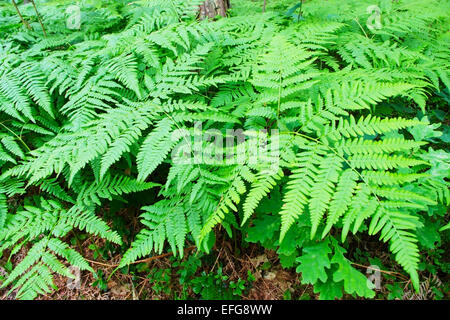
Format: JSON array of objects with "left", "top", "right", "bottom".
[{"left": 199, "top": 0, "right": 230, "bottom": 20}]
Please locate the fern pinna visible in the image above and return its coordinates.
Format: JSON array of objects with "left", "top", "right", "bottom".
[{"left": 0, "top": 0, "right": 449, "bottom": 299}]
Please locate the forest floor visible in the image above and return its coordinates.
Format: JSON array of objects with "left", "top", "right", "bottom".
[
  {"left": 2, "top": 231, "right": 447, "bottom": 300},
  {"left": 1, "top": 238, "right": 308, "bottom": 300}
]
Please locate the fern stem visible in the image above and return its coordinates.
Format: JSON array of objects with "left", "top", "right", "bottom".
[
  {"left": 11, "top": 0, "right": 31, "bottom": 30},
  {"left": 277, "top": 72, "right": 282, "bottom": 118},
  {"left": 354, "top": 18, "right": 368, "bottom": 38},
  {"left": 0, "top": 121, "right": 31, "bottom": 152},
  {"left": 29, "top": 0, "right": 47, "bottom": 37}
]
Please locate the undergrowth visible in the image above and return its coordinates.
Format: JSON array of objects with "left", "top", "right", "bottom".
[{"left": 0, "top": 0, "right": 448, "bottom": 300}]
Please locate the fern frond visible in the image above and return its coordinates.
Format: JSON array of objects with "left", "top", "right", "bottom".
[
  {"left": 104, "top": 53, "right": 141, "bottom": 99},
  {"left": 136, "top": 117, "right": 176, "bottom": 182},
  {"left": 321, "top": 169, "right": 358, "bottom": 238},
  {"left": 279, "top": 147, "right": 327, "bottom": 241},
  {"left": 200, "top": 166, "right": 248, "bottom": 240},
  {"left": 242, "top": 168, "right": 283, "bottom": 225},
  {"left": 308, "top": 155, "right": 342, "bottom": 238},
  {"left": 368, "top": 206, "right": 421, "bottom": 291},
  {"left": 76, "top": 174, "right": 160, "bottom": 206},
  {"left": 0, "top": 193, "right": 6, "bottom": 229},
  {"left": 323, "top": 115, "right": 423, "bottom": 141}
]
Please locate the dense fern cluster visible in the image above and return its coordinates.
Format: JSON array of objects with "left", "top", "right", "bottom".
[{"left": 0, "top": 0, "right": 448, "bottom": 299}]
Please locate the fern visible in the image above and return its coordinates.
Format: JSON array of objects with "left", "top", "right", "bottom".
[
  {"left": 0, "top": 198, "right": 120, "bottom": 299},
  {"left": 0, "top": 0, "right": 448, "bottom": 299}
]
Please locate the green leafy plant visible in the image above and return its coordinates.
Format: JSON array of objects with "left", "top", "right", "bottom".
[{"left": 0, "top": 0, "right": 448, "bottom": 300}]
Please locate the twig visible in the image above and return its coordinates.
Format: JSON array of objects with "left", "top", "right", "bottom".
[
  {"left": 354, "top": 18, "right": 369, "bottom": 38},
  {"left": 137, "top": 279, "right": 148, "bottom": 297},
  {"left": 84, "top": 246, "right": 197, "bottom": 268},
  {"left": 210, "top": 246, "right": 224, "bottom": 272},
  {"left": 0, "top": 121, "right": 31, "bottom": 152},
  {"left": 84, "top": 258, "right": 116, "bottom": 268},
  {"left": 29, "top": 0, "right": 47, "bottom": 37},
  {"left": 11, "top": 0, "right": 31, "bottom": 30},
  {"left": 299, "top": 284, "right": 310, "bottom": 299},
  {"left": 351, "top": 262, "right": 408, "bottom": 280}
]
